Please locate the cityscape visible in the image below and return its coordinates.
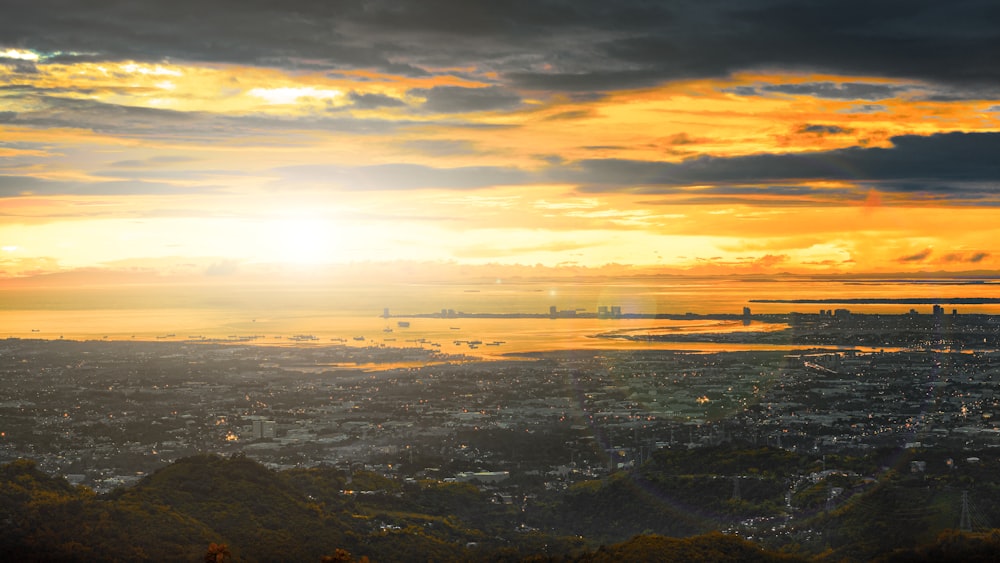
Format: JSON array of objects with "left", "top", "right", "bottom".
[
  {"left": 4, "top": 303, "right": 1000, "bottom": 559},
  {"left": 6, "top": 0, "right": 1000, "bottom": 561}
]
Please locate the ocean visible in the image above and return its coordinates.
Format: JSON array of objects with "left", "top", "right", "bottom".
[{"left": 3, "top": 276, "right": 998, "bottom": 355}]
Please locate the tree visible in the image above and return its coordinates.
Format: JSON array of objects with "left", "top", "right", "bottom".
[
  {"left": 204, "top": 542, "right": 231, "bottom": 563},
  {"left": 321, "top": 548, "right": 370, "bottom": 562}
]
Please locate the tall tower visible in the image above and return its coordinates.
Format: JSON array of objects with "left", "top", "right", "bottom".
[
  {"left": 958, "top": 489, "right": 991, "bottom": 531},
  {"left": 960, "top": 490, "right": 972, "bottom": 532}
]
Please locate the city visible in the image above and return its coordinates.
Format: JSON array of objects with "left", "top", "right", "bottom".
[
  {"left": 7, "top": 1, "right": 1000, "bottom": 560},
  {"left": 4, "top": 308, "right": 1000, "bottom": 559}
]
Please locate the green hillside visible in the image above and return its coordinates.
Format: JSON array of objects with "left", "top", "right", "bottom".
[{"left": 2, "top": 447, "right": 1000, "bottom": 562}]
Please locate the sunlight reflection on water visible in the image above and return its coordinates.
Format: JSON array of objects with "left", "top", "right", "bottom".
[{"left": 4, "top": 278, "right": 999, "bottom": 356}]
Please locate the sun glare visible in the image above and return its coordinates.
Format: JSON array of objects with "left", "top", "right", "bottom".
[
  {"left": 274, "top": 218, "right": 339, "bottom": 265},
  {"left": 0, "top": 48, "right": 39, "bottom": 61},
  {"left": 249, "top": 86, "right": 343, "bottom": 105}
]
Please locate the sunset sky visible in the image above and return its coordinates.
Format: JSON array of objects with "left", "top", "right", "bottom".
[{"left": 4, "top": 1, "right": 1000, "bottom": 285}]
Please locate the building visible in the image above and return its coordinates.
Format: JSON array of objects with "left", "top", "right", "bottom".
[
  {"left": 455, "top": 471, "right": 510, "bottom": 484},
  {"left": 251, "top": 419, "right": 276, "bottom": 440}
]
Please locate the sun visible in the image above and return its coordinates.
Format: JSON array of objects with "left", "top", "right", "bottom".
[{"left": 274, "top": 218, "right": 340, "bottom": 265}]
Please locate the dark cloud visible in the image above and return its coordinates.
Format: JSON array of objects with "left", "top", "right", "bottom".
[
  {"left": 730, "top": 82, "right": 912, "bottom": 100},
  {"left": 635, "top": 185, "right": 863, "bottom": 207},
  {"left": 506, "top": 69, "right": 663, "bottom": 92},
  {"left": 942, "top": 252, "right": 990, "bottom": 263},
  {"left": 843, "top": 104, "right": 887, "bottom": 114},
  {"left": 4, "top": 95, "right": 418, "bottom": 140},
  {"left": 639, "top": 195, "right": 850, "bottom": 207},
  {"left": 195, "top": 133, "right": 1000, "bottom": 202},
  {"left": 347, "top": 91, "right": 408, "bottom": 109},
  {"left": 0, "top": 83, "right": 96, "bottom": 96},
  {"left": 504, "top": 1, "right": 1000, "bottom": 91},
  {"left": 797, "top": 124, "right": 851, "bottom": 135},
  {"left": 551, "top": 132, "right": 1000, "bottom": 202},
  {"left": 410, "top": 86, "right": 522, "bottom": 113},
  {"left": 0, "top": 59, "right": 38, "bottom": 73},
  {"left": 898, "top": 248, "right": 933, "bottom": 262},
  {"left": 916, "top": 83, "right": 1000, "bottom": 101},
  {"left": 44, "top": 128, "right": 1000, "bottom": 202},
  {"left": 0, "top": 175, "right": 45, "bottom": 194},
  {"left": 4, "top": 1, "right": 999, "bottom": 92},
  {"left": 6, "top": 95, "right": 209, "bottom": 137}
]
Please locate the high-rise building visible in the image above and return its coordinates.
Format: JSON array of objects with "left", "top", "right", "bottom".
[{"left": 252, "top": 419, "right": 276, "bottom": 440}]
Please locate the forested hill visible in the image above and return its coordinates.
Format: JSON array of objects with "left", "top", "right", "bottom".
[
  {"left": 0, "top": 451, "right": 997, "bottom": 562},
  {"left": 0, "top": 453, "right": 795, "bottom": 562}
]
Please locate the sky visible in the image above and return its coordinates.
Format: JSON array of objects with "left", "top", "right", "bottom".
[{"left": 4, "top": 0, "right": 1000, "bottom": 286}]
